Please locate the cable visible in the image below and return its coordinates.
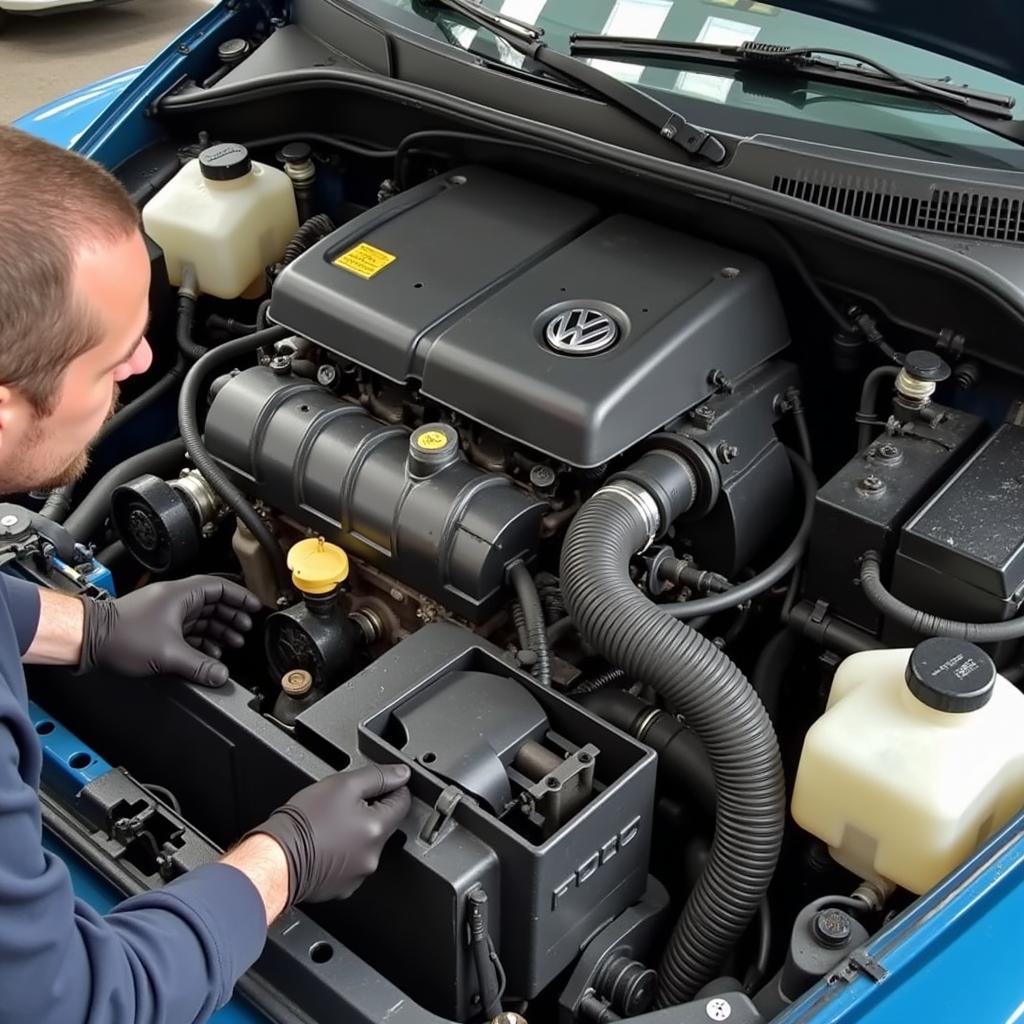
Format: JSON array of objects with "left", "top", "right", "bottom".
[
  {"left": 141, "top": 783, "right": 182, "bottom": 816},
  {"left": 860, "top": 550, "right": 1024, "bottom": 641},
  {"left": 744, "top": 897, "right": 772, "bottom": 994},
  {"left": 509, "top": 561, "right": 551, "bottom": 686},
  {"left": 662, "top": 452, "right": 815, "bottom": 620},
  {"left": 177, "top": 325, "right": 293, "bottom": 599},
  {"left": 856, "top": 365, "right": 900, "bottom": 450}
]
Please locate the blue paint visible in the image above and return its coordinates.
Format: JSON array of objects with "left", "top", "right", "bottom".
[
  {"left": 13, "top": 68, "right": 141, "bottom": 150},
  {"left": 778, "top": 810, "right": 1024, "bottom": 1023},
  {"left": 29, "top": 700, "right": 112, "bottom": 802}
]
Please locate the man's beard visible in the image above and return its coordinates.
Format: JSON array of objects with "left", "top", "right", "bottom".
[{"left": 2, "top": 384, "right": 121, "bottom": 494}]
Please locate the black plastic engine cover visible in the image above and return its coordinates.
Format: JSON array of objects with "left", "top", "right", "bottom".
[{"left": 269, "top": 166, "right": 789, "bottom": 468}]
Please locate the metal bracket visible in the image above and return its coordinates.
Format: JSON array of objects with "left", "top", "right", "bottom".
[
  {"left": 419, "top": 784, "right": 463, "bottom": 846},
  {"left": 831, "top": 947, "right": 890, "bottom": 985}
]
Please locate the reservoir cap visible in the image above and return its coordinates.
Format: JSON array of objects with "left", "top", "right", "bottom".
[
  {"left": 905, "top": 637, "right": 995, "bottom": 713},
  {"left": 287, "top": 536, "right": 349, "bottom": 595},
  {"left": 199, "top": 143, "right": 252, "bottom": 181}
]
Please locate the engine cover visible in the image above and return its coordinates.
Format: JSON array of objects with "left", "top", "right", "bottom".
[{"left": 270, "top": 167, "right": 790, "bottom": 468}]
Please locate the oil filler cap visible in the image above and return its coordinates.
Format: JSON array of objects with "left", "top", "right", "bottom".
[
  {"left": 409, "top": 423, "right": 459, "bottom": 477},
  {"left": 905, "top": 637, "right": 995, "bottom": 714},
  {"left": 287, "top": 537, "right": 349, "bottom": 595}
]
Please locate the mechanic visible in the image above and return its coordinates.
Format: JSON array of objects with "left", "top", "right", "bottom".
[{"left": 0, "top": 124, "right": 411, "bottom": 1023}]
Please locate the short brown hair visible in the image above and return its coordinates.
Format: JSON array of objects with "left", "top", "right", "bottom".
[{"left": 0, "top": 125, "right": 140, "bottom": 415}]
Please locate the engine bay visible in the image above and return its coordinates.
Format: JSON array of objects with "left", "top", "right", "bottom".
[{"left": 17, "top": 75, "right": 1024, "bottom": 1024}]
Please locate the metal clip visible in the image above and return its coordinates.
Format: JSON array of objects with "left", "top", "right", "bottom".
[{"left": 419, "top": 784, "right": 463, "bottom": 845}]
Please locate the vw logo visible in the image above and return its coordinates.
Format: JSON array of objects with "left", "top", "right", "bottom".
[{"left": 544, "top": 308, "right": 619, "bottom": 355}]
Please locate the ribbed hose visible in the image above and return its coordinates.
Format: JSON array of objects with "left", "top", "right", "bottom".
[
  {"left": 281, "top": 214, "right": 336, "bottom": 267},
  {"left": 860, "top": 550, "right": 1024, "bottom": 641},
  {"left": 560, "top": 490, "right": 785, "bottom": 1005},
  {"left": 178, "top": 325, "right": 292, "bottom": 598},
  {"left": 509, "top": 561, "right": 551, "bottom": 687}
]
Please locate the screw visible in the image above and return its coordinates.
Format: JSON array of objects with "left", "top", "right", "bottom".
[
  {"left": 716, "top": 442, "right": 739, "bottom": 464},
  {"left": 316, "top": 364, "right": 338, "bottom": 388},
  {"left": 389, "top": 588, "right": 405, "bottom": 603},
  {"left": 529, "top": 464, "right": 557, "bottom": 491},
  {"left": 0, "top": 514, "right": 19, "bottom": 527},
  {"left": 812, "top": 908, "right": 853, "bottom": 949},
  {"left": 859, "top": 474, "right": 885, "bottom": 494},
  {"left": 269, "top": 355, "right": 291, "bottom": 375},
  {"left": 706, "top": 998, "right": 732, "bottom": 1021}
]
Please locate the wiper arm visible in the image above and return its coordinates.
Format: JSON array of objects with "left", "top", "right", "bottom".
[
  {"left": 421, "top": 0, "right": 728, "bottom": 164},
  {"left": 570, "top": 38, "right": 1014, "bottom": 112},
  {"left": 569, "top": 37, "right": 1024, "bottom": 149}
]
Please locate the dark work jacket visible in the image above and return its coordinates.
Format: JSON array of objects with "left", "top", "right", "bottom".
[{"left": 0, "top": 573, "right": 266, "bottom": 1023}]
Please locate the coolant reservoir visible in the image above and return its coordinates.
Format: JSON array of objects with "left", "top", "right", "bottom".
[
  {"left": 792, "top": 638, "right": 1024, "bottom": 894},
  {"left": 142, "top": 143, "right": 298, "bottom": 299}
]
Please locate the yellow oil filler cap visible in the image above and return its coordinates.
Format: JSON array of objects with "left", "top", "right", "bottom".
[{"left": 287, "top": 536, "right": 349, "bottom": 595}]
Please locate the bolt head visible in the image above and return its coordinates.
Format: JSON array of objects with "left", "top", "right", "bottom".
[
  {"left": 316, "top": 364, "right": 338, "bottom": 387},
  {"left": 0, "top": 514, "right": 19, "bottom": 527},
  {"left": 812, "top": 907, "right": 853, "bottom": 948},
  {"left": 529, "top": 464, "right": 557, "bottom": 490},
  {"left": 858, "top": 474, "right": 886, "bottom": 495}
]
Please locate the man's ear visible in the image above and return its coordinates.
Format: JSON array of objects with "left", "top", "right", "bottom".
[{"left": 0, "top": 386, "right": 26, "bottom": 459}]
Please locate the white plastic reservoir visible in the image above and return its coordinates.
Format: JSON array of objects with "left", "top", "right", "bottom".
[
  {"left": 142, "top": 143, "right": 298, "bottom": 299},
  {"left": 792, "top": 638, "right": 1024, "bottom": 894}
]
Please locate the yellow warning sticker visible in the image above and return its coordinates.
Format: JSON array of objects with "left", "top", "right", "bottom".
[
  {"left": 333, "top": 242, "right": 396, "bottom": 279},
  {"left": 417, "top": 430, "right": 449, "bottom": 451}
]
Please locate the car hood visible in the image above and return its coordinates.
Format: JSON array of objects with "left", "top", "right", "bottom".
[{"left": 775, "top": 0, "right": 1024, "bottom": 86}]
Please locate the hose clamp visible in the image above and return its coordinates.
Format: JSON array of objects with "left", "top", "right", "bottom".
[{"left": 598, "top": 482, "right": 661, "bottom": 551}]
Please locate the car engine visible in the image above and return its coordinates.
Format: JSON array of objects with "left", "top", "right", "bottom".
[{"left": 21, "top": 124, "right": 1024, "bottom": 1024}]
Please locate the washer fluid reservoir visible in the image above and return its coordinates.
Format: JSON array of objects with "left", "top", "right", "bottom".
[
  {"left": 142, "top": 143, "right": 298, "bottom": 299},
  {"left": 792, "top": 638, "right": 1024, "bottom": 894}
]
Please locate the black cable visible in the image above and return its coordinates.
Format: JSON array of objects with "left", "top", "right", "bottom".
[
  {"left": 509, "top": 561, "right": 551, "bottom": 686},
  {"left": 856, "top": 365, "right": 900, "bottom": 450},
  {"left": 241, "top": 132, "right": 398, "bottom": 160},
  {"left": 39, "top": 485, "right": 74, "bottom": 523},
  {"left": 860, "top": 550, "right": 1024, "bottom": 641},
  {"left": 281, "top": 214, "right": 336, "bottom": 267},
  {"left": 744, "top": 897, "right": 772, "bottom": 994},
  {"left": 663, "top": 452, "right": 815, "bottom": 620},
  {"left": 141, "top": 783, "right": 182, "bottom": 815},
  {"left": 177, "top": 326, "right": 293, "bottom": 599}
]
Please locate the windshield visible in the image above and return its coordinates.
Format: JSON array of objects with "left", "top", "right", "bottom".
[{"left": 359, "top": 0, "right": 1024, "bottom": 170}]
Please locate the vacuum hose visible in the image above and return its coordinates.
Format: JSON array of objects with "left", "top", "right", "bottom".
[
  {"left": 860, "top": 550, "right": 1024, "bottom": 641},
  {"left": 559, "top": 450, "right": 785, "bottom": 1005}
]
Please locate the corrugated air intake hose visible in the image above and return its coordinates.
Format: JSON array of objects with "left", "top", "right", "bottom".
[{"left": 559, "top": 452, "right": 786, "bottom": 1005}]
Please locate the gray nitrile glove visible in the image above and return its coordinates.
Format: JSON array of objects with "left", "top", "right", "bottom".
[
  {"left": 248, "top": 764, "right": 412, "bottom": 904},
  {"left": 79, "top": 576, "right": 261, "bottom": 687}
]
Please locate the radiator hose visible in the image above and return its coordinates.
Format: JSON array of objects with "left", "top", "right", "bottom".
[{"left": 559, "top": 450, "right": 785, "bottom": 1005}]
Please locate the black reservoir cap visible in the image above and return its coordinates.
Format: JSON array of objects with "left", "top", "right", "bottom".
[
  {"left": 905, "top": 637, "right": 995, "bottom": 713},
  {"left": 199, "top": 143, "right": 252, "bottom": 181},
  {"left": 903, "top": 350, "right": 951, "bottom": 383}
]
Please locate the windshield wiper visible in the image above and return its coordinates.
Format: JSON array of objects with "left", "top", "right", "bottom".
[
  {"left": 420, "top": 0, "right": 728, "bottom": 164},
  {"left": 569, "top": 37, "right": 1024, "bottom": 148}
]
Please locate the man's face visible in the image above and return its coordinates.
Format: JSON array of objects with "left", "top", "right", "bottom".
[{"left": 0, "top": 229, "right": 154, "bottom": 493}]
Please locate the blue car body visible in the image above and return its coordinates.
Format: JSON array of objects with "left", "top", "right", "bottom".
[{"left": 14, "top": 2, "right": 1024, "bottom": 1021}]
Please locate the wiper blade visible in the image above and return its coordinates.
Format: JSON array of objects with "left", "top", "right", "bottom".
[
  {"left": 421, "top": 0, "right": 729, "bottom": 164},
  {"left": 570, "top": 38, "right": 1014, "bottom": 112}
]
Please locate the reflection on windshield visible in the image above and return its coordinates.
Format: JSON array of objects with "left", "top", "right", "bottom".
[{"left": 588, "top": 0, "right": 672, "bottom": 83}]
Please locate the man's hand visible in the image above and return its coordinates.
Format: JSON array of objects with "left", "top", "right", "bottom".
[
  {"left": 246, "top": 764, "right": 412, "bottom": 905},
  {"left": 79, "top": 576, "right": 261, "bottom": 687}
]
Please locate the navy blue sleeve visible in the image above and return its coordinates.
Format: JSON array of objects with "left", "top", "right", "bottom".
[
  {"left": 0, "top": 673, "right": 267, "bottom": 1023},
  {"left": 0, "top": 574, "right": 41, "bottom": 655}
]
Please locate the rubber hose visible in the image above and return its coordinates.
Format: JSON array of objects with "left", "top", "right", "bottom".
[
  {"left": 860, "top": 550, "right": 1024, "bottom": 641},
  {"left": 509, "top": 561, "right": 551, "bottom": 686},
  {"left": 856, "top": 365, "right": 900, "bottom": 450},
  {"left": 176, "top": 292, "right": 208, "bottom": 363},
  {"left": 178, "top": 325, "right": 293, "bottom": 598},
  {"left": 560, "top": 487, "right": 784, "bottom": 1004},
  {"left": 751, "top": 628, "right": 799, "bottom": 725},
  {"left": 578, "top": 688, "right": 716, "bottom": 819},
  {"left": 40, "top": 485, "right": 74, "bottom": 523},
  {"left": 663, "top": 452, "right": 815, "bottom": 620},
  {"left": 282, "top": 214, "right": 336, "bottom": 267},
  {"left": 64, "top": 439, "right": 187, "bottom": 543}
]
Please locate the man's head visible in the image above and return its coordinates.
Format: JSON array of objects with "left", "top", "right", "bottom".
[{"left": 0, "top": 126, "right": 154, "bottom": 494}]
